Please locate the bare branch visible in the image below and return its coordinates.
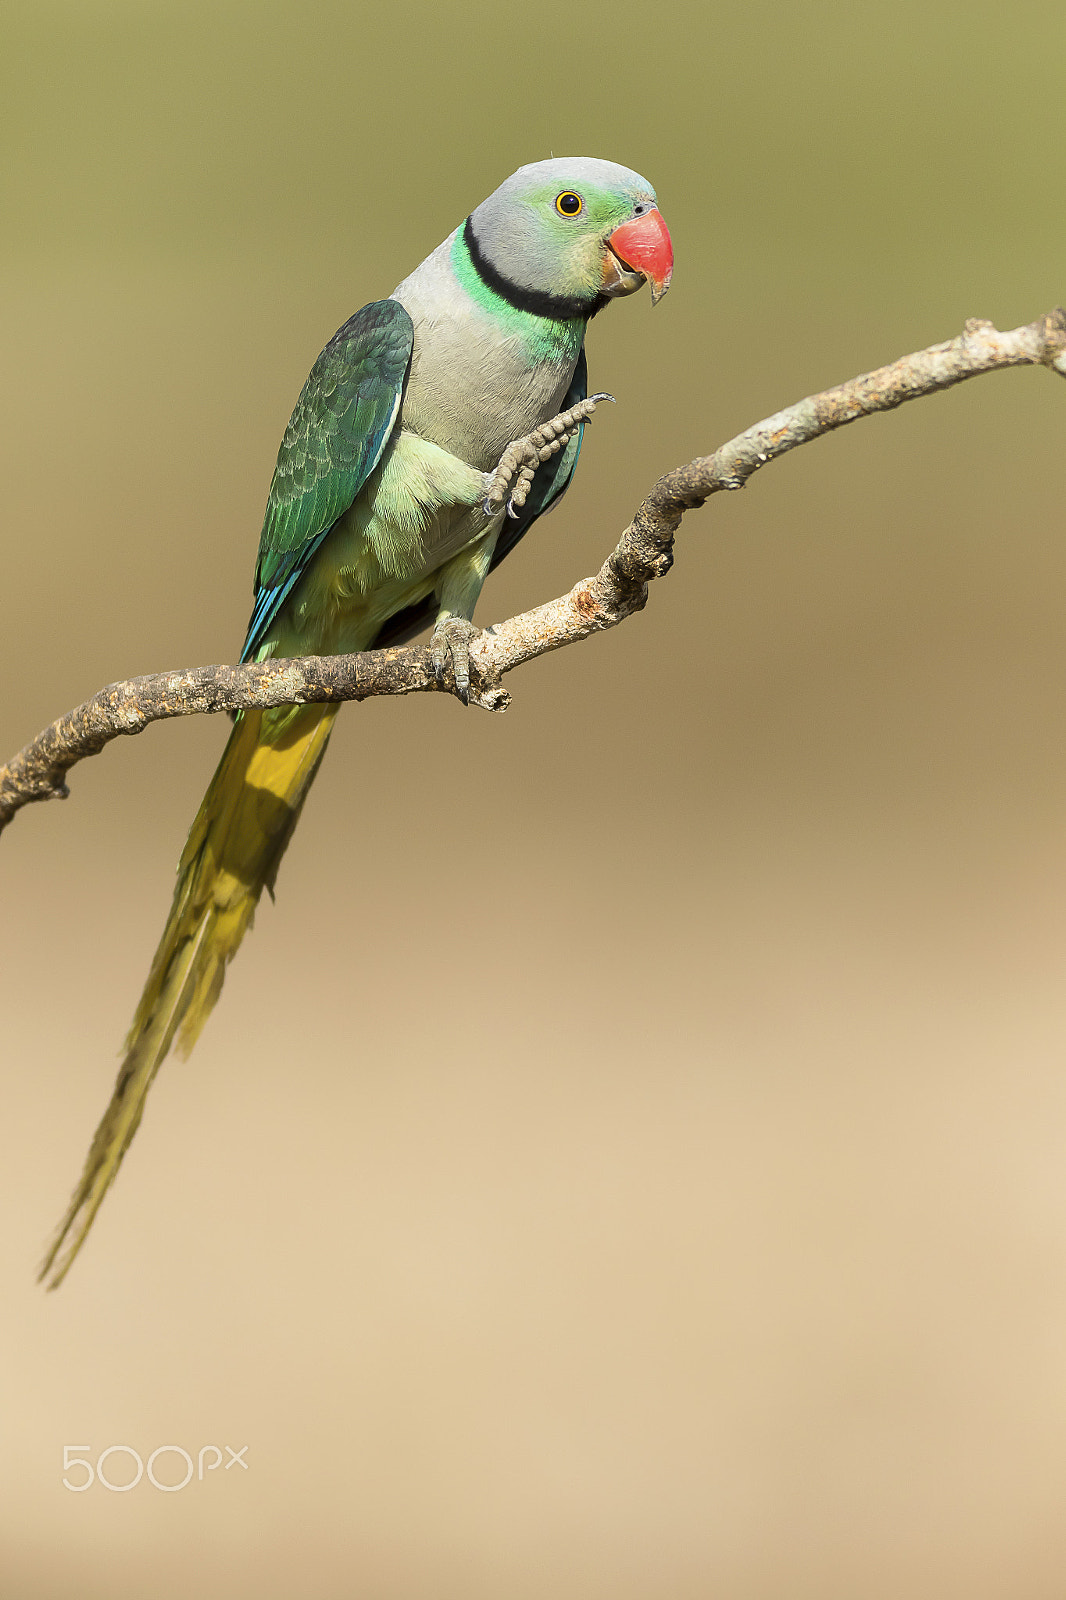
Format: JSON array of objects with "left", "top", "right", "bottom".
[{"left": 2, "top": 309, "right": 1063, "bottom": 838}]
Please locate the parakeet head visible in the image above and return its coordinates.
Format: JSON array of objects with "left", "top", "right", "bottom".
[{"left": 465, "top": 157, "right": 673, "bottom": 318}]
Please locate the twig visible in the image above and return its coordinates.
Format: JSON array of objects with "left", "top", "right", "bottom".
[{"left": 2, "top": 309, "right": 1063, "bottom": 838}]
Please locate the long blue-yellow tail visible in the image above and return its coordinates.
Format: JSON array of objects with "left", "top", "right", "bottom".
[{"left": 40, "top": 701, "right": 338, "bottom": 1287}]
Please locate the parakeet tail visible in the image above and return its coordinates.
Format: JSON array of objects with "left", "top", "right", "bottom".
[{"left": 39, "top": 701, "right": 339, "bottom": 1288}]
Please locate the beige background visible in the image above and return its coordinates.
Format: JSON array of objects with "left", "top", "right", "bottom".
[{"left": 2, "top": 1, "right": 1065, "bottom": 1594}]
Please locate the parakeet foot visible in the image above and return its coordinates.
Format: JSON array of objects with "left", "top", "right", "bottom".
[
  {"left": 430, "top": 615, "right": 481, "bottom": 704},
  {"left": 483, "top": 392, "right": 615, "bottom": 519}
]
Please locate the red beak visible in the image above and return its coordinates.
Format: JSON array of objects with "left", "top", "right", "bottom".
[{"left": 607, "top": 208, "right": 674, "bottom": 305}]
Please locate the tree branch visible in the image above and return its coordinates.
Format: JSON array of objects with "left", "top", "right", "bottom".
[{"left": 3, "top": 309, "right": 1063, "bottom": 838}]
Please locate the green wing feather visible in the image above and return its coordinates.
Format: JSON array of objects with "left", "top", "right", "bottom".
[{"left": 242, "top": 299, "right": 413, "bottom": 661}]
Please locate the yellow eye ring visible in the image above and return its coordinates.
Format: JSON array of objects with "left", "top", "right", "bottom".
[{"left": 555, "top": 192, "right": 583, "bottom": 216}]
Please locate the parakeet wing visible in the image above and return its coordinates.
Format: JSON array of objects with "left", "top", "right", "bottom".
[{"left": 241, "top": 299, "right": 414, "bottom": 662}]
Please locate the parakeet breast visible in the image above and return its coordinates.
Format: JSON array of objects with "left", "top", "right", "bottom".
[{"left": 390, "top": 231, "right": 584, "bottom": 472}]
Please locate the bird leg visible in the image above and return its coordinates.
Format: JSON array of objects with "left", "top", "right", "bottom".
[
  {"left": 428, "top": 535, "right": 505, "bottom": 707},
  {"left": 430, "top": 615, "right": 481, "bottom": 704},
  {"left": 431, "top": 394, "right": 616, "bottom": 705},
  {"left": 482, "top": 393, "right": 615, "bottom": 520}
]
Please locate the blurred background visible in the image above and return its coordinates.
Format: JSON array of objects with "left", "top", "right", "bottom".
[{"left": 1, "top": 0, "right": 1064, "bottom": 1594}]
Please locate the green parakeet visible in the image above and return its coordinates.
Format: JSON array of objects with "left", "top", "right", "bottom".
[{"left": 41, "top": 156, "right": 674, "bottom": 1286}]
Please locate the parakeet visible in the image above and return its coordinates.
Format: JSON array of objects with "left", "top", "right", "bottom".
[{"left": 41, "top": 156, "right": 673, "bottom": 1287}]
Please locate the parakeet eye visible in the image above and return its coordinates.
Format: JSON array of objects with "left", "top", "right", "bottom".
[{"left": 555, "top": 192, "right": 583, "bottom": 216}]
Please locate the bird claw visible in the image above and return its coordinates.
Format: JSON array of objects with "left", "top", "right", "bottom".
[
  {"left": 430, "top": 615, "right": 481, "bottom": 704},
  {"left": 482, "top": 392, "right": 615, "bottom": 520}
]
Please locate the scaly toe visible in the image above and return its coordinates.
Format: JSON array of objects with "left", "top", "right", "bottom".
[{"left": 430, "top": 616, "right": 480, "bottom": 703}]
